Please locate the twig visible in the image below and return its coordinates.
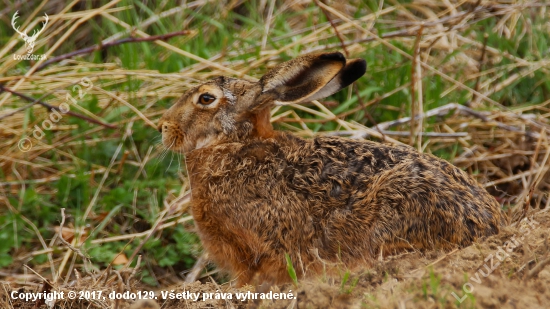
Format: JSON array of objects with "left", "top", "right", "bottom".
[
  {"left": 375, "top": 103, "right": 471, "bottom": 130},
  {"left": 527, "top": 256, "right": 550, "bottom": 280},
  {"left": 261, "top": 0, "right": 276, "bottom": 49},
  {"left": 126, "top": 255, "right": 142, "bottom": 287},
  {"left": 410, "top": 24, "right": 424, "bottom": 148},
  {"left": 74, "top": 269, "right": 82, "bottom": 288},
  {"left": 314, "top": 0, "right": 386, "bottom": 140},
  {"left": 374, "top": 102, "right": 541, "bottom": 139},
  {"left": 56, "top": 209, "right": 94, "bottom": 279},
  {"left": 184, "top": 253, "right": 209, "bottom": 283},
  {"left": 384, "top": 131, "right": 467, "bottom": 138},
  {"left": 315, "top": 0, "right": 348, "bottom": 55},
  {"left": 0, "top": 101, "right": 36, "bottom": 120},
  {"left": 409, "top": 248, "right": 460, "bottom": 274},
  {"left": 36, "top": 30, "right": 191, "bottom": 71},
  {"left": 426, "top": 248, "right": 459, "bottom": 268},
  {"left": 325, "top": 130, "right": 468, "bottom": 138},
  {"left": 484, "top": 166, "right": 550, "bottom": 188},
  {"left": 23, "top": 265, "right": 56, "bottom": 291},
  {"left": 0, "top": 84, "right": 117, "bottom": 129},
  {"left": 57, "top": 208, "right": 89, "bottom": 260},
  {"left": 473, "top": 33, "right": 489, "bottom": 105}
]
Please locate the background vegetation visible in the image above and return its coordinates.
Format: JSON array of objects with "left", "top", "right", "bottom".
[{"left": 1, "top": 0, "right": 549, "bottom": 307}]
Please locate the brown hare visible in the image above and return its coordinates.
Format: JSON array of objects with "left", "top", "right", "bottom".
[{"left": 158, "top": 51, "right": 505, "bottom": 286}]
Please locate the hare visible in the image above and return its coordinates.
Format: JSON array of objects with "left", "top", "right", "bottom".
[{"left": 158, "top": 51, "right": 505, "bottom": 286}]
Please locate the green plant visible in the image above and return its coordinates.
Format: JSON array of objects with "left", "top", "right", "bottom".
[{"left": 285, "top": 253, "right": 298, "bottom": 286}]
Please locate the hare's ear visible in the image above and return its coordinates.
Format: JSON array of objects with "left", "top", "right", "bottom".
[{"left": 250, "top": 52, "right": 366, "bottom": 111}]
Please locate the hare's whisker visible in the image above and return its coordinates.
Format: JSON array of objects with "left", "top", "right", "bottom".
[
  {"left": 177, "top": 152, "right": 182, "bottom": 172},
  {"left": 166, "top": 151, "right": 175, "bottom": 173}
]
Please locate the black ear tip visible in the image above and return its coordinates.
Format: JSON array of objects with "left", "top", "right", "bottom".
[
  {"left": 340, "top": 58, "right": 367, "bottom": 86},
  {"left": 320, "top": 52, "right": 346, "bottom": 62},
  {"left": 351, "top": 58, "right": 367, "bottom": 75}
]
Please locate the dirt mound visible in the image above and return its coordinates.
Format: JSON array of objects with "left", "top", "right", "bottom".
[{"left": 3, "top": 210, "right": 549, "bottom": 309}]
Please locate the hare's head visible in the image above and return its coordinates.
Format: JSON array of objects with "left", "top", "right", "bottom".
[{"left": 158, "top": 51, "right": 366, "bottom": 153}]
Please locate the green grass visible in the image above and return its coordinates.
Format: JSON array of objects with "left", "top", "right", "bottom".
[
  {"left": 1, "top": 0, "right": 549, "bottom": 287},
  {"left": 285, "top": 253, "right": 299, "bottom": 286},
  {"left": 339, "top": 269, "right": 360, "bottom": 294}
]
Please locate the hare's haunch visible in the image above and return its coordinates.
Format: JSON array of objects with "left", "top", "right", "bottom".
[{"left": 158, "top": 52, "right": 504, "bottom": 286}]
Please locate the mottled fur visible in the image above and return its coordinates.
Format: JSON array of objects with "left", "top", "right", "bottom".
[{"left": 158, "top": 52, "right": 505, "bottom": 286}]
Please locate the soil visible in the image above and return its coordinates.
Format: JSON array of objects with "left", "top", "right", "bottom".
[{"left": 3, "top": 209, "right": 550, "bottom": 309}]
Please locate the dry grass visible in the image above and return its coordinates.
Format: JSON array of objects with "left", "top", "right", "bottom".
[{"left": 1, "top": 0, "right": 550, "bottom": 308}]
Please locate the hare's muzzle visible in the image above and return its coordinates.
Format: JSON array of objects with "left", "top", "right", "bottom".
[{"left": 157, "top": 118, "right": 189, "bottom": 153}]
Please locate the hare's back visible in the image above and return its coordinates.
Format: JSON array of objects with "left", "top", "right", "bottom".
[
  {"left": 280, "top": 134, "right": 503, "bottom": 251},
  {"left": 285, "top": 134, "right": 489, "bottom": 195}
]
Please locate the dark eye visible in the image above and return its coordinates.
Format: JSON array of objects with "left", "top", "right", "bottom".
[{"left": 198, "top": 93, "right": 216, "bottom": 105}]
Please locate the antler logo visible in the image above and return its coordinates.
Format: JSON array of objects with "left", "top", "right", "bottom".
[{"left": 11, "top": 11, "right": 49, "bottom": 54}]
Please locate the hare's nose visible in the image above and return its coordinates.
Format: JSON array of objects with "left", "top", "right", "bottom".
[
  {"left": 158, "top": 121, "right": 171, "bottom": 133},
  {"left": 157, "top": 120, "right": 166, "bottom": 133}
]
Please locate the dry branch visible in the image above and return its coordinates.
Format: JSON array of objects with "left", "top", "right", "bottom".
[
  {"left": 374, "top": 103, "right": 541, "bottom": 139},
  {"left": 36, "top": 30, "right": 191, "bottom": 71},
  {"left": 527, "top": 256, "right": 550, "bottom": 280},
  {"left": 0, "top": 84, "right": 117, "bottom": 129}
]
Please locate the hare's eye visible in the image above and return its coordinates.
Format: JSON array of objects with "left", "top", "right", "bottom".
[{"left": 198, "top": 93, "right": 216, "bottom": 105}]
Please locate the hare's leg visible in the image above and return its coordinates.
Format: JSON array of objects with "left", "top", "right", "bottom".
[
  {"left": 201, "top": 224, "right": 293, "bottom": 286},
  {"left": 234, "top": 258, "right": 287, "bottom": 287},
  {"left": 235, "top": 269, "right": 255, "bottom": 287}
]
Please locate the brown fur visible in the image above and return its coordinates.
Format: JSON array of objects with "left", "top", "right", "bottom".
[
  {"left": 250, "top": 107, "right": 275, "bottom": 139},
  {"left": 158, "top": 51, "right": 505, "bottom": 286}
]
